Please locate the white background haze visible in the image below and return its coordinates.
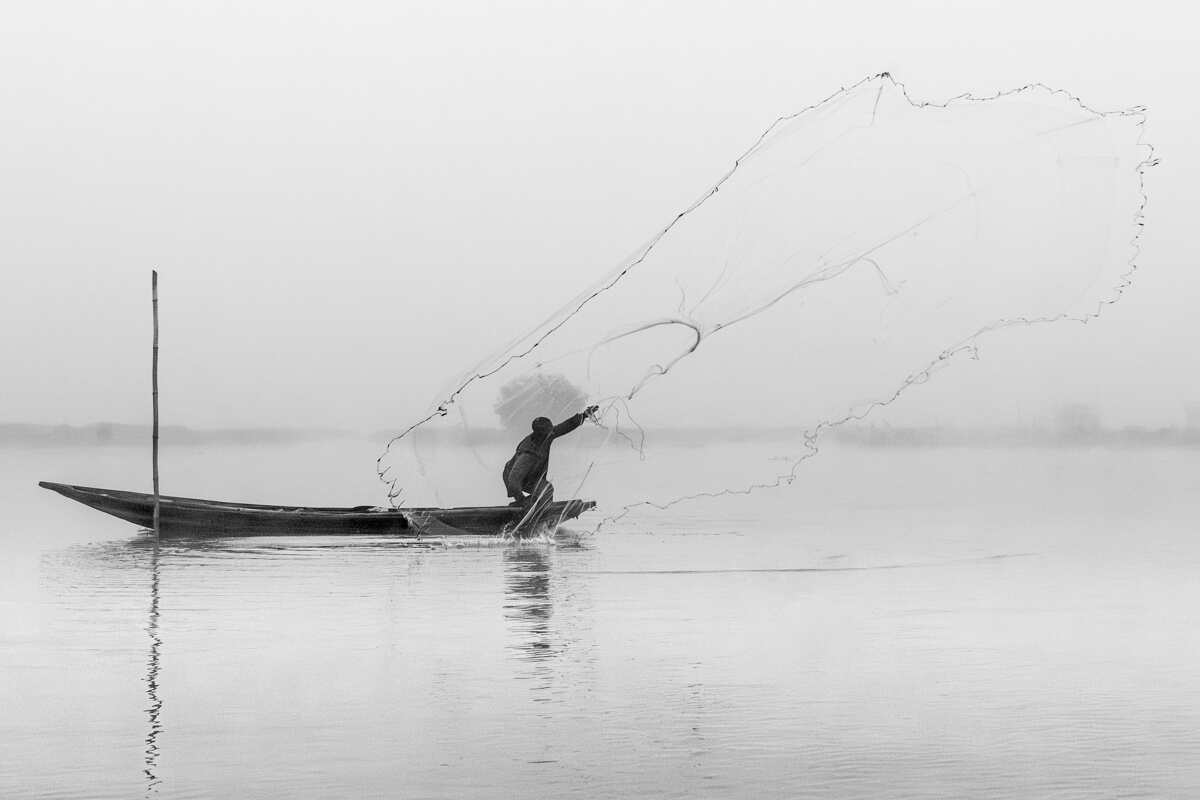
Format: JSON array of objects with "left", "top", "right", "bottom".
[{"left": 1, "top": 1, "right": 1194, "bottom": 433}]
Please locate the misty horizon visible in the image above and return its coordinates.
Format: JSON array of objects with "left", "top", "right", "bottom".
[{"left": 6, "top": 416, "right": 1200, "bottom": 449}]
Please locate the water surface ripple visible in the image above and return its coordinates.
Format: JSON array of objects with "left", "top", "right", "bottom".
[{"left": 3, "top": 446, "right": 1198, "bottom": 798}]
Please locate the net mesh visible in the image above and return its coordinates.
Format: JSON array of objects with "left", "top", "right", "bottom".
[{"left": 377, "top": 74, "right": 1152, "bottom": 521}]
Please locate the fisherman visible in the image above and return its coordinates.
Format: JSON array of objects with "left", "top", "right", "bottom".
[{"left": 503, "top": 406, "right": 598, "bottom": 507}]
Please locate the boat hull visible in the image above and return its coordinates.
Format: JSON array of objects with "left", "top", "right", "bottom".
[{"left": 38, "top": 482, "right": 595, "bottom": 538}]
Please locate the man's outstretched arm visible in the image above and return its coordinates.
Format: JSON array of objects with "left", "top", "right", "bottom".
[{"left": 552, "top": 406, "right": 598, "bottom": 437}]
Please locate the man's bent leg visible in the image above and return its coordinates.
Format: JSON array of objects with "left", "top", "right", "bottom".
[{"left": 505, "top": 454, "right": 537, "bottom": 504}]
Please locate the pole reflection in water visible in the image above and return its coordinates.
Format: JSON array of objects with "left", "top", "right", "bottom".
[
  {"left": 38, "top": 530, "right": 605, "bottom": 795},
  {"left": 143, "top": 540, "right": 162, "bottom": 796},
  {"left": 37, "top": 536, "right": 177, "bottom": 797}
]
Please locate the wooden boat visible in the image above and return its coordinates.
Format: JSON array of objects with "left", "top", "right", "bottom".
[{"left": 39, "top": 481, "right": 595, "bottom": 538}]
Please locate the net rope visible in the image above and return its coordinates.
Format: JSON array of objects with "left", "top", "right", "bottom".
[{"left": 377, "top": 74, "right": 1155, "bottom": 527}]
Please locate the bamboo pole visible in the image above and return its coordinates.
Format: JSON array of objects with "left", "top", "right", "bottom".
[{"left": 152, "top": 271, "right": 160, "bottom": 538}]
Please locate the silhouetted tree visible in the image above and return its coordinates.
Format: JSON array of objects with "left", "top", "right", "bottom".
[
  {"left": 94, "top": 422, "right": 114, "bottom": 444},
  {"left": 494, "top": 373, "right": 588, "bottom": 431},
  {"left": 1055, "top": 403, "right": 1102, "bottom": 434}
]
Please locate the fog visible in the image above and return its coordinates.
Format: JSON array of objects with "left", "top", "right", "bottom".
[{"left": 1, "top": 1, "right": 1195, "bottom": 434}]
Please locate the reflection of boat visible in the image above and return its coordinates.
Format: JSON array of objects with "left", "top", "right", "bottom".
[{"left": 39, "top": 481, "right": 595, "bottom": 537}]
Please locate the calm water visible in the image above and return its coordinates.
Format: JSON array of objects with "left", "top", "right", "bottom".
[{"left": 2, "top": 440, "right": 1198, "bottom": 799}]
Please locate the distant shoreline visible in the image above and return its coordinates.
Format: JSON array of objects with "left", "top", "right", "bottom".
[
  {"left": 0, "top": 422, "right": 362, "bottom": 448},
  {"left": 3, "top": 422, "right": 1199, "bottom": 450},
  {"left": 826, "top": 425, "right": 1200, "bottom": 449}
]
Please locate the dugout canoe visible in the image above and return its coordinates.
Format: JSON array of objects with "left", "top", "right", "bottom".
[{"left": 38, "top": 481, "right": 595, "bottom": 537}]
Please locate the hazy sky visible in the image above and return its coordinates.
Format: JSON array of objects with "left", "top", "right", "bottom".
[{"left": 1, "top": 1, "right": 1194, "bottom": 432}]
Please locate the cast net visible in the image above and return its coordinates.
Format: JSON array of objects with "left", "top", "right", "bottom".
[{"left": 377, "top": 74, "right": 1152, "bottom": 520}]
